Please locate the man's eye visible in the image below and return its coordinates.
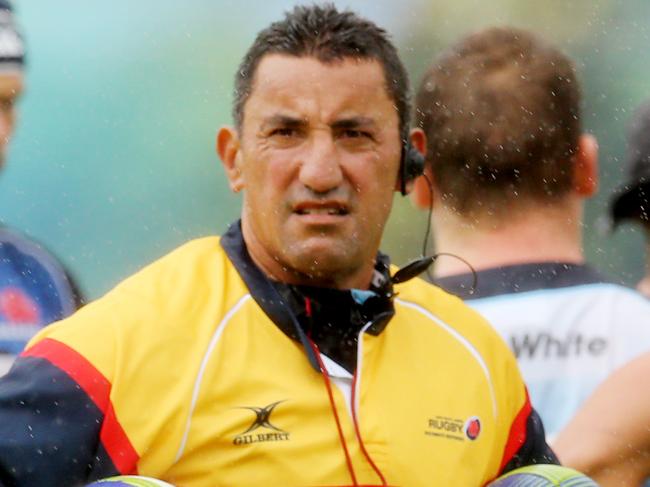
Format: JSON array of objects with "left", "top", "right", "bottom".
[
  {"left": 269, "top": 127, "right": 297, "bottom": 137},
  {"left": 341, "top": 129, "right": 372, "bottom": 139}
]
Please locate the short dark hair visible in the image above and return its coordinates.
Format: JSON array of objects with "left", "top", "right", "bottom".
[
  {"left": 415, "top": 27, "right": 581, "bottom": 219},
  {"left": 233, "top": 3, "right": 410, "bottom": 141}
]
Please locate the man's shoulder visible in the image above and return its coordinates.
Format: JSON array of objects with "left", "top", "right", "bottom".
[
  {"left": 471, "top": 280, "right": 650, "bottom": 317},
  {"left": 394, "top": 276, "right": 513, "bottom": 355},
  {"left": 468, "top": 280, "right": 650, "bottom": 367},
  {"left": 393, "top": 275, "right": 527, "bottom": 418},
  {"left": 24, "top": 236, "right": 242, "bottom": 377},
  {"left": 118, "top": 236, "right": 226, "bottom": 287},
  {"left": 93, "top": 235, "right": 249, "bottom": 317},
  {"left": 436, "top": 261, "right": 650, "bottom": 323},
  {"left": 35, "top": 236, "right": 235, "bottom": 336},
  {"left": 592, "top": 281, "right": 650, "bottom": 307},
  {"left": 572, "top": 282, "right": 650, "bottom": 330},
  {"left": 396, "top": 275, "right": 489, "bottom": 324},
  {"left": 155, "top": 235, "right": 224, "bottom": 262}
]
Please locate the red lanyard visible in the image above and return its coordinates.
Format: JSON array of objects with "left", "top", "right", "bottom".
[{"left": 307, "top": 338, "right": 388, "bottom": 487}]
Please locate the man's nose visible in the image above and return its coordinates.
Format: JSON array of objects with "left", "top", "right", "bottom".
[{"left": 298, "top": 134, "right": 344, "bottom": 193}]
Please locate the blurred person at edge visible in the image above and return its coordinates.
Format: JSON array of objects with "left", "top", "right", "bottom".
[
  {"left": 411, "top": 27, "right": 650, "bottom": 439},
  {"left": 0, "top": 0, "right": 81, "bottom": 375},
  {"left": 608, "top": 100, "right": 650, "bottom": 298},
  {"left": 0, "top": 5, "right": 557, "bottom": 486},
  {"left": 554, "top": 350, "right": 650, "bottom": 486},
  {"left": 554, "top": 353, "right": 650, "bottom": 487}
]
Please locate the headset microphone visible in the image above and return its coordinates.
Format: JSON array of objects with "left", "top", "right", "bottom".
[{"left": 392, "top": 256, "right": 435, "bottom": 284}]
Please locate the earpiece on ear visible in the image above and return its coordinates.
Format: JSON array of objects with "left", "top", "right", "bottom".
[{"left": 400, "top": 144, "right": 426, "bottom": 195}]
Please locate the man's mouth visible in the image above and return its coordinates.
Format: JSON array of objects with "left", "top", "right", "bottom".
[
  {"left": 295, "top": 207, "right": 348, "bottom": 216},
  {"left": 293, "top": 201, "right": 351, "bottom": 217}
]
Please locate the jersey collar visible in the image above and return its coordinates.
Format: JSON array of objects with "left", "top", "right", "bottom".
[
  {"left": 220, "top": 220, "right": 396, "bottom": 372},
  {"left": 435, "top": 262, "right": 613, "bottom": 300}
]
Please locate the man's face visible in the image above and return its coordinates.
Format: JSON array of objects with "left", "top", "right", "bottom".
[
  {"left": 231, "top": 55, "right": 402, "bottom": 288},
  {"left": 0, "top": 73, "right": 22, "bottom": 168}
]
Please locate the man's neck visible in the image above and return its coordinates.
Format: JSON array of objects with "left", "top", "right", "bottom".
[
  {"left": 241, "top": 218, "right": 374, "bottom": 290},
  {"left": 431, "top": 202, "right": 585, "bottom": 278}
]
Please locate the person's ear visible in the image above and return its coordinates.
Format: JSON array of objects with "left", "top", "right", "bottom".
[
  {"left": 411, "top": 166, "right": 434, "bottom": 210},
  {"left": 217, "top": 126, "right": 245, "bottom": 193},
  {"left": 573, "top": 133, "right": 599, "bottom": 197},
  {"left": 407, "top": 128, "right": 433, "bottom": 209},
  {"left": 396, "top": 127, "right": 428, "bottom": 194}
]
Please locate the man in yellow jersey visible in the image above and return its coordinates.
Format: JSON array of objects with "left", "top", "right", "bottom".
[{"left": 0, "top": 5, "right": 556, "bottom": 486}]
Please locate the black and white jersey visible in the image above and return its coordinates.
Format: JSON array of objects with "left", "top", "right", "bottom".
[{"left": 437, "top": 263, "right": 650, "bottom": 437}]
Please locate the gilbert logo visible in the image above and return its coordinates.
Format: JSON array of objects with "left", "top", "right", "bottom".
[{"left": 233, "top": 400, "right": 290, "bottom": 445}]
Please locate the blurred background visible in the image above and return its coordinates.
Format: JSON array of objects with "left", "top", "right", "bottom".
[{"left": 3, "top": 0, "right": 649, "bottom": 299}]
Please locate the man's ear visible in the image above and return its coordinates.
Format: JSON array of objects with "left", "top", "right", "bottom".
[
  {"left": 410, "top": 127, "right": 427, "bottom": 156},
  {"left": 411, "top": 167, "right": 433, "bottom": 210},
  {"left": 217, "top": 126, "right": 244, "bottom": 193},
  {"left": 573, "top": 133, "right": 599, "bottom": 197},
  {"left": 396, "top": 127, "right": 428, "bottom": 194},
  {"left": 407, "top": 128, "right": 433, "bottom": 209}
]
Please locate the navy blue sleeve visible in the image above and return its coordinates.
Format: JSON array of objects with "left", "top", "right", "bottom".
[
  {"left": 0, "top": 351, "right": 121, "bottom": 486},
  {"left": 500, "top": 407, "right": 559, "bottom": 474}
]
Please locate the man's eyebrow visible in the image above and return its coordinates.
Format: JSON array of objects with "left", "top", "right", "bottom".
[
  {"left": 260, "top": 115, "right": 377, "bottom": 131},
  {"left": 261, "top": 115, "right": 307, "bottom": 130},
  {"left": 330, "top": 117, "right": 377, "bottom": 130}
]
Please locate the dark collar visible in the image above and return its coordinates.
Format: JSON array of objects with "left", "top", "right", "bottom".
[
  {"left": 435, "top": 262, "right": 613, "bottom": 300},
  {"left": 220, "top": 221, "right": 396, "bottom": 372}
]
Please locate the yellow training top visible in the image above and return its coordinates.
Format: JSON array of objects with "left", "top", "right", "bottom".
[{"left": 0, "top": 222, "right": 552, "bottom": 487}]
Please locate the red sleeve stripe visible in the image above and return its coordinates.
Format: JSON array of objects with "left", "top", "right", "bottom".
[
  {"left": 101, "top": 402, "right": 140, "bottom": 474},
  {"left": 23, "top": 338, "right": 139, "bottom": 474},
  {"left": 24, "top": 338, "right": 111, "bottom": 412},
  {"left": 498, "top": 388, "right": 532, "bottom": 471}
]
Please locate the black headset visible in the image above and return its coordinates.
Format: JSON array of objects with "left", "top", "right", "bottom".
[{"left": 399, "top": 141, "right": 426, "bottom": 196}]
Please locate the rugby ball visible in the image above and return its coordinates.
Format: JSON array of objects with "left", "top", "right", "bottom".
[
  {"left": 86, "top": 476, "right": 175, "bottom": 486},
  {"left": 487, "top": 464, "right": 598, "bottom": 486}
]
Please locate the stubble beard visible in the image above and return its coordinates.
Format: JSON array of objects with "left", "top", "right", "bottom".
[{"left": 280, "top": 234, "right": 367, "bottom": 288}]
